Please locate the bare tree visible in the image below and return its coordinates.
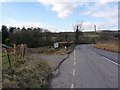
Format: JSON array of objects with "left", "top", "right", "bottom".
[{"left": 72, "top": 20, "right": 84, "bottom": 43}]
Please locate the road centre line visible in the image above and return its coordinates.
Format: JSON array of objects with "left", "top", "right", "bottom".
[
  {"left": 74, "top": 50, "right": 76, "bottom": 61},
  {"left": 71, "top": 83, "right": 74, "bottom": 88},
  {"left": 89, "top": 50, "right": 96, "bottom": 54},
  {"left": 73, "top": 69, "right": 75, "bottom": 76},
  {"left": 70, "top": 50, "right": 76, "bottom": 88},
  {"left": 74, "top": 62, "right": 76, "bottom": 65}
]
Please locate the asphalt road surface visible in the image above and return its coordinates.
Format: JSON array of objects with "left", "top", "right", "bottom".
[{"left": 50, "top": 44, "right": 119, "bottom": 88}]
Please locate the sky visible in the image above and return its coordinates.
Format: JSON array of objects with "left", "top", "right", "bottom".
[{"left": 0, "top": 0, "right": 119, "bottom": 32}]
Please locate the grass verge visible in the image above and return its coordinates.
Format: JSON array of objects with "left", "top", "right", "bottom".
[
  {"left": 2, "top": 55, "right": 51, "bottom": 88},
  {"left": 2, "top": 53, "right": 15, "bottom": 68},
  {"left": 28, "top": 44, "right": 75, "bottom": 55},
  {"left": 94, "top": 40, "right": 119, "bottom": 53}
]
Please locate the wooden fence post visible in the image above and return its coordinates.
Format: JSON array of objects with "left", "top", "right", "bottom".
[
  {"left": 13, "top": 44, "right": 16, "bottom": 60},
  {"left": 6, "top": 49, "right": 11, "bottom": 67},
  {"left": 23, "top": 44, "right": 27, "bottom": 58}
]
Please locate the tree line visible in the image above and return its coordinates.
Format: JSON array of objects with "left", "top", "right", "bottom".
[
  {"left": 1, "top": 25, "right": 118, "bottom": 48},
  {"left": 1, "top": 25, "right": 53, "bottom": 48}
]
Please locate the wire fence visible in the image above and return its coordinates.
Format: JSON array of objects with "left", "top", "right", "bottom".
[{"left": 1, "top": 44, "right": 27, "bottom": 67}]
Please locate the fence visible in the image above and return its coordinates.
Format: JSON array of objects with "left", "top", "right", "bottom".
[{"left": 2, "top": 44, "right": 27, "bottom": 67}]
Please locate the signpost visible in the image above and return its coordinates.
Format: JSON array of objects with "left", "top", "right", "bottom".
[{"left": 54, "top": 42, "right": 59, "bottom": 48}]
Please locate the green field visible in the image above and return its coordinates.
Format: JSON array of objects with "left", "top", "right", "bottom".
[{"left": 84, "top": 33, "right": 99, "bottom": 38}]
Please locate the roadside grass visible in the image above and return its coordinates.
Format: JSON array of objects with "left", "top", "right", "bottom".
[
  {"left": 28, "top": 44, "right": 75, "bottom": 55},
  {"left": 2, "top": 53, "right": 15, "bottom": 69},
  {"left": 2, "top": 55, "right": 51, "bottom": 88},
  {"left": 94, "top": 40, "right": 119, "bottom": 53}
]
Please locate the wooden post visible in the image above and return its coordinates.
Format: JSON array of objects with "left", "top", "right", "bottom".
[
  {"left": 6, "top": 49, "right": 11, "bottom": 67},
  {"left": 21, "top": 44, "right": 24, "bottom": 58},
  {"left": 23, "top": 44, "right": 27, "bottom": 58},
  {"left": 13, "top": 44, "right": 16, "bottom": 60}
]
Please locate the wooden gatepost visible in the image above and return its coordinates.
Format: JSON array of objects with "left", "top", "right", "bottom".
[
  {"left": 13, "top": 44, "right": 16, "bottom": 60},
  {"left": 16, "top": 44, "right": 27, "bottom": 59}
]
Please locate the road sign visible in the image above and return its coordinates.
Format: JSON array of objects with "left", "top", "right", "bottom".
[{"left": 54, "top": 42, "right": 59, "bottom": 48}]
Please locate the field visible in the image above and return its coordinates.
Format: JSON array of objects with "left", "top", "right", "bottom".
[
  {"left": 28, "top": 44, "right": 75, "bottom": 55},
  {"left": 84, "top": 33, "right": 99, "bottom": 38}
]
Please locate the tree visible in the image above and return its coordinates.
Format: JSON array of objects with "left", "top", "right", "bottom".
[
  {"left": 9, "top": 27, "right": 16, "bottom": 34},
  {"left": 65, "top": 34, "right": 68, "bottom": 42},
  {"left": 21, "top": 27, "right": 26, "bottom": 31},
  {"left": 73, "top": 21, "right": 84, "bottom": 43},
  {"left": 1, "top": 25, "right": 9, "bottom": 43}
]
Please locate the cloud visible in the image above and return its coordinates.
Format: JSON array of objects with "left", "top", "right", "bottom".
[
  {"left": 1, "top": 0, "right": 118, "bottom": 31},
  {"left": 80, "top": 2, "right": 118, "bottom": 30},
  {"left": 0, "top": 0, "right": 39, "bottom": 2},
  {"left": 51, "top": 3, "right": 75, "bottom": 18},
  {"left": 38, "top": 0, "right": 119, "bottom": 19},
  {"left": 83, "top": 21, "right": 117, "bottom": 31},
  {"left": 2, "top": 16, "right": 18, "bottom": 24},
  {"left": 1, "top": 17, "right": 70, "bottom": 32},
  {"left": 38, "top": 0, "right": 86, "bottom": 19},
  {"left": 37, "top": 0, "right": 118, "bottom": 30}
]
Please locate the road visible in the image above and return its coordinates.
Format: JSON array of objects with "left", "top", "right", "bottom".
[{"left": 50, "top": 44, "right": 119, "bottom": 88}]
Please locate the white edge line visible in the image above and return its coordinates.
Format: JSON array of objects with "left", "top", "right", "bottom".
[
  {"left": 89, "top": 49, "right": 120, "bottom": 67},
  {"left": 102, "top": 57, "right": 120, "bottom": 67}
]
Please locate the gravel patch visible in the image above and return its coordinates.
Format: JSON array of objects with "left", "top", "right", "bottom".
[{"left": 33, "top": 54, "right": 68, "bottom": 71}]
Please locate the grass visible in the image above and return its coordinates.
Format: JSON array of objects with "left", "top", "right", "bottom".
[
  {"left": 28, "top": 44, "right": 74, "bottom": 55},
  {"left": 94, "top": 40, "right": 119, "bottom": 53},
  {"left": 84, "top": 33, "right": 99, "bottom": 38},
  {"left": 2, "top": 53, "right": 15, "bottom": 68},
  {"left": 2, "top": 55, "right": 51, "bottom": 88}
]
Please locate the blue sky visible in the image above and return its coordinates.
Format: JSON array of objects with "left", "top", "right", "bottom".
[{"left": 0, "top": 0, "right": 118, "bottom": 32}]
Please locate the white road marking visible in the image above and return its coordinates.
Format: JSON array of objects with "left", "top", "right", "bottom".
[
  {"left": 89, "top": 50, "right": 97, "bottom": 55},
  {"left": 74, "top": 50, "right": 76, "bottom": 61},
  {"left": 73, "top": 69, "right": 75, "bottom": 76},
  {"left": 70, "top": 50, "right": 76, "bottom": 88},
  {"left": 73, "top": 50, "right": 76, "bottom": 76},
  {"left": 90, "top": 49, "right": 120, "bottom": 67},
  {"left": 94, "top": 52, "right": 97, "bottom": 54},
  {"left": 102, "top": 57, "right": 120, "bottom": 67},
  {"left": 74, "top": 62, "right": 76, "bottom": 65},
  {"left": 71, "top": 84, "right": 74, "bottom": 88}
]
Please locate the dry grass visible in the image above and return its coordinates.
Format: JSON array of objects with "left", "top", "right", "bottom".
[
  {"left": 2, "top": 55, "right": 51, "bottom": 88},
  {"left": 28, "top": 44, "right": 74, "bottom": 55},
  {"left": 94, "top": 40, "right": 119, "bottom": 53}
]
